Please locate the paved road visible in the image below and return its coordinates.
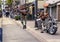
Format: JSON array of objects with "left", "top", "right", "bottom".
[{"left": 2, "top": 17, "right": 40, "bottom": 42}]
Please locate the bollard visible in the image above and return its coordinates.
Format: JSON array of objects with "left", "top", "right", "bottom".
[{"left": 0, "top": 28, "right": 2, "bottom": 42}]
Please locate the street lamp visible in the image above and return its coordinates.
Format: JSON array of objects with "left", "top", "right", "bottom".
[{"left": 34, "top": 0, "right": 38, "bottom": 27}]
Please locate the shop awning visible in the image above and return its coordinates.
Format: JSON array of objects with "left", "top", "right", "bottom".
[{"left": 43, "top": 3, "right": 49, "bottom": 7}]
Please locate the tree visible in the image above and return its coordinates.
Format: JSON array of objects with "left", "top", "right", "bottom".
[
  {"left": 0, "top": 0, "right": 1, "bottom": 8},
  {"left": 0, "top": 0, "right": 1, "bottom": 5},
  {"left": 6, "top": 0, "right": 13, "bottom": 6}
]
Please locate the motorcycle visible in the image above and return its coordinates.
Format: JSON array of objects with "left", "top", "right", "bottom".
[{"left": 44, "top": 18, "right": 58, "bottom": 35}]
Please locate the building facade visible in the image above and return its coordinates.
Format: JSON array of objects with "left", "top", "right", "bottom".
[
  {"left": 25, "top": 0, "right": 47, "bottom": 19},
  {"left": 46, "top": 0, "right": 60, "bottom": 21}
]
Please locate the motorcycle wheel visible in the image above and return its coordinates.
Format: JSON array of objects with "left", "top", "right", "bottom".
[{"left": 48, "top": 27, "right": 57, "bottom": 35}]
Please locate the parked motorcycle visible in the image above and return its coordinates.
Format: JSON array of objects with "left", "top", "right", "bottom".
[{"left": 44, "top": 18, "right": 58, "bottom": 35}]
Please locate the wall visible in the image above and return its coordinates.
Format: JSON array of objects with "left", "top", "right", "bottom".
[
  {"left": 58, "top": 5, "right": 60, "bottom": 21},
  {"left": 46, "top": 0, "right": 60, "bottom": 4},
  {"left": 38, "top": 1, "right": 45, "bottom": 8},
  {"left": 51, "top": 6, "right": 57, "bottom": 19}
]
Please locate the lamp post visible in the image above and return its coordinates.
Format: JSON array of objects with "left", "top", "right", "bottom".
[
  {"left": 28, "top": 0, "right": 38, "bottom": 27},
  {"left": 34, "top": 0, "right": 38, "bottom": 27}
]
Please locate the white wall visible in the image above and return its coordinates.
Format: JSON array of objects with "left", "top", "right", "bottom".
[{"left": 46, "top": 0, "right": 60, "bottom": 4}]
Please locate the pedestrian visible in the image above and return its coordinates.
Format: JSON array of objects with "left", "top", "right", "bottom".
[
  {"left": 0, "top": 9, "right": 2, "bottom": 18},
  {"left": 5, "top": 7, "right": 10, "bottom": 17},
  {"left": 44, "top": 13, "right": 53, "bottom": 30},
  {"left": 20, "top": 5, "right": 28, "bottom": 29},
  {"left": 5, "top": 10, "right": 10, "bottom": 17},
  {"left": 36, "top": 12, "right": 41, "bottom": 30},
  {"left": 3, "top": 9, "right": 5, "bottom": 16},
  {"left": 40, "top": 12, "right": 50, "bottom": 33},
  {"left": 36, "top": 11, "right": 46, "bottom": 33}
]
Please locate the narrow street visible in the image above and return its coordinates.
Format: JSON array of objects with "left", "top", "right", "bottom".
[
  {"left": 1, "top": 17, "right": 40, "bottom": 42},
  {"left": 0, "top": 0, "right": 60, "bottom": 42}
]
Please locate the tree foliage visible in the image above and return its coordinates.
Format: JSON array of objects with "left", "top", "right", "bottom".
[
  {"left": 6, "top": 0, "right": 13, "bottom": 5},
  {"left": 0, "top": 0, "right": 1, "bottom": 5}
]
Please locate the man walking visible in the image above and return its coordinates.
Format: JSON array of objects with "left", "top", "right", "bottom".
[{"left": 19, "top": 5, "right": 28, "bottom": 29}]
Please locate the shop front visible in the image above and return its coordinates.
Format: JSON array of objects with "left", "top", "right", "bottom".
[
  {"left": 44, "top": 2, "right": 60, "bottom": 21},
  {"left": 57, "top": 3, "right": 60, "bottom": 21}
]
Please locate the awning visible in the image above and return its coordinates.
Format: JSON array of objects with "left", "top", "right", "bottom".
[
  {"left": 43, "top": 3, "right": 49, "bottom": 7},
  {"left": 57, "top": 3, "right": 60, "bottom": 5}
]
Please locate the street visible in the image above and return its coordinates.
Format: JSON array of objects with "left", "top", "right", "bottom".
[
  {"left": 0, "top": 17, "right": 40, "bottom": 42},
  {"left": 0, "top": 0, "right": 60, "bottom": 42},
  {"left": 0, "top": 16, "right": 60, "bottom": 42}
]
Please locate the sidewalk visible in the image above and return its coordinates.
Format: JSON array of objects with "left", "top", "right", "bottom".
[
  {"left": 14, "top": 20, "right": 60, "bottom": 42},
  {"left": 2, "top": 17, "right": 40, "bottom": 42}
]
